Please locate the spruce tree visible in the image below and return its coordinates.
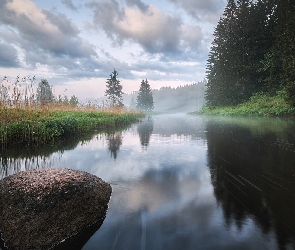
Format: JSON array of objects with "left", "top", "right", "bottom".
[
  {"left": 253, "top": 0, "right": 277, "bottom": 92},
  {"left": 206, "top": 0, "right": 237, "bottom": 106},
  {"left": 105, "top": 69, "right": 124, "bottom": 108},
  {"left": 275, "top": 0, "right": 295, "bottom": 104},
  {"left": 206, "top": 0, "right": 277, "bottom": 106},
  {"left": 136, "top": 79, "right": 154, "bottom": 111}
]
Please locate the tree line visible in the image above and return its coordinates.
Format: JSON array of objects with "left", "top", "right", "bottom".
[
  {"left": 206, "top": 0, "right": 295, "bottom": 107},
  {"left": 0, "top": 76, "right": 78, "bottom": 108},
  {"left": 126, "top": 80, "right": 206, "bottom": 112}
]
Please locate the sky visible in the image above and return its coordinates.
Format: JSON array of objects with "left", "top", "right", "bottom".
[{"left": 0, "top": 0, "right": 226, "bottom": 100}]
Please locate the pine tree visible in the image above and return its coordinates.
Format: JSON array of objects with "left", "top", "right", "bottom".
[
  {"left": 253, "top": 0, "right": 277, "bottom": 92},
  {"left": 275, "top": 0, "right": 295, "bottom": 104},
  {"left": 105, "top": 69, "right": 124, "bottom": 108},
  {"left": 136, "top": 79, "right": 154, "bottom": 111},
  {"left": 206, "top": 0, "right": 237, "bottom": 106},
  {"left": 206, "top": 0, "right": 277, "bottom": 106}
]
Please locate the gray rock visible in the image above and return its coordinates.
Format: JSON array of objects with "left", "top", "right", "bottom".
[{"left": 0, "top": 168, "right": 112, "bottom": 250}]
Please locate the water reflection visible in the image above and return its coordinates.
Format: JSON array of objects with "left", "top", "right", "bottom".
[
  {"left": 106, "top": 131, "right": 123, "bottom": 160},
  {"left": 137, "top": 116, "right": 154, "bottom": 148},
  {"left": 206, "top": 117, "right": 295, "bottom": 249},
  {"left": 0, "top": 134, "right": 85, "bottom": 178},
  {"left": 3, "top": 114, "right": 295, "bottom": 249},
  {"left": 0, "top": 123, "right": 135, "bottom": 179}
]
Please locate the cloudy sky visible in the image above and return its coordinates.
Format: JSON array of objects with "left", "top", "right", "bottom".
[{"left": 0, "top": 0, "right": 226, "bottom": 100}]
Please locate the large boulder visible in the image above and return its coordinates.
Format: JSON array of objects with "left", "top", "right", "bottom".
[{"left": 0, "top": 168, "right": 112, "bottom": 250}]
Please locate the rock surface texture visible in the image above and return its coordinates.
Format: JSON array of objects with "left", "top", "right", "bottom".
[{"left": 0, "top": 168, "right": 112, "bottom": 250}]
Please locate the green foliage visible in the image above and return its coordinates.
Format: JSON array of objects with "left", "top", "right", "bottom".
[
  {"left": 136, "top": 79, "right": 154, "bottom": 112},
  {"left": 199, "top": 89, "right": 295, "bottom": 117},
  {"left": 105, "top": 69, "right": 124, "bottom": 108},
  {"left": 0, "top": 109, "right": 143, "bottom": 147},
  {"left": 69, "top": 95, "right": 79, "bottom": 106},
  {"left": 205, "top": 0, "right": 295, "bottom": 108}
]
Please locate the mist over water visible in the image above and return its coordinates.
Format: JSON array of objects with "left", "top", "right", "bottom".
[
  {"left": 124, "top": 82, "right": 206, "bottom": 112},
  {"left": 2, "top": 114, "right": 295, "bottom": 249}
]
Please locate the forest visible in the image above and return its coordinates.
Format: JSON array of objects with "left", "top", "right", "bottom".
[
  {"left": 124, "top": 80, "right": 206, "bottom": 113},
  {"left": 206, "top": 0, "right": 295, "bottom": 107}
]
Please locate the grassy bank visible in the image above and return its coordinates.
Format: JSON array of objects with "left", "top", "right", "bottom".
[
  {"left": 197, "top": 90, "right": 295, "bottom": 117},
  {"left": 0, "top": 107, "right": 143, "bottom": 147}
]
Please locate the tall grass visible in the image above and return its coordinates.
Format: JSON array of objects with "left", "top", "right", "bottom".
[
  {"left": 198, "top": 90, "right": 295, "bottom": 117},
  {"left": 0, "top": 76, "right": 143, "bottom": 147}
]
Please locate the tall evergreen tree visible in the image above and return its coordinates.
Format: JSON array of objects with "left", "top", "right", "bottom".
[
  {"left": 206, "top": 0, "right": 237, "bottom": 106},
  {"left": 105, "top": 69, "right": 124, "bottom": 108},
  {"left": 275, "top": 0, "right": 295, "bottom": 104},
  {"left": 136, "top": 79, "right": 154, "bottom": 111},
  {"left": 206, "top": 0, "right": 279, "bottom": 107},
  {"left": 253, "top": 0, "right": 277, "bottom": 92}
]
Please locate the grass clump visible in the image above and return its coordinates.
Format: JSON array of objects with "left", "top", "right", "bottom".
[
  {"left": 198, "top": 90, "right": 295, "bottom": 117},
  {"left": 0, "top": 107, "right": 143, "bottom": 147}
]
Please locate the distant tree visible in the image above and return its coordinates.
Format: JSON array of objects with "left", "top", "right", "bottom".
[
  {"left": 69, "top": 95, "right": 79, "bottom": 106},
  {"left": 105, "top": 69, "right": 124, "bottom": 108},
  {"left": 0, "top": 84, "right": 9, "bottom": 104},
  {"left": 129, "top": 96, "right": 136, "bottom": 110},
  {"left": 136, "top": 79, "right": 154, "bottom": 111},
  {"left": 36, "top": 79, "right": 54, "bottom": 105}
]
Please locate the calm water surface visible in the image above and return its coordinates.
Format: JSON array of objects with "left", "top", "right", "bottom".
[{"left": 1, "top": 114, "right": 295, "bottom": 250}]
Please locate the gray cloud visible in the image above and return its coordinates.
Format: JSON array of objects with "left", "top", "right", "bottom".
[
  {"left": 167, "top": 0, "right": 225, "bottom": 23},
  {"left": 0, "top": 0, "right": 99, "bottom": 75},
  {"left": 85, "top": 0, "right": 125, "bottom": 42},
  {"left": 125, "top": 0, "right": 149, "bottom": 12},
  {"left": 61, "top": 0, "right": 78, "bottom": 11},
  {"left": 86, "top": 0, "right": 204, "bottom": 57},
  {"left": 0, "top": 42, "right": 20, "bottom": 68},
  {"left": 0, "top": 0, "right": 214, "bottom": 88}
]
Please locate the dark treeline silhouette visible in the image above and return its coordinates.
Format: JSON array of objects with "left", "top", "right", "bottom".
[
  {"left": 125, "top": 80, "right": 206, "bottom": 112},
  {"left": 206, "top": 0, "right": 295, "bottom": 106}
]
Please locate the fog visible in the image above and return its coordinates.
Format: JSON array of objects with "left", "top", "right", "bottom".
[{"left": 124, "top": 80, "right": 206, "bottom": 113}]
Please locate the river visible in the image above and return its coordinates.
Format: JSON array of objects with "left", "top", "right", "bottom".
[{"left": 1, "top": 114, "right": 295, "bottom": 250}]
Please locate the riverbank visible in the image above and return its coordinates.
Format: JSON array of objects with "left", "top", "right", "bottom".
[
  {"left": 197, "top": 91, "right": 295, "bottom": 117},
  {"left": 0, "top": 107, "right": 143, "bottom": 147}
]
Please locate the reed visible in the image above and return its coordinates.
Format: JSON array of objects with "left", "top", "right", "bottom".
[
  {"left": 0, "top": 107, "right": 143, "bottom": 147},
  {"left": 0, "top": 76, "right": 143, "bottom": 147}
]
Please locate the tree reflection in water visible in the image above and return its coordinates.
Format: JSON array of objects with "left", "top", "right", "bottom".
[
  {"left": 0, "top": 134, "right": 83, "bottom": 179},
  {"left": 137, "top": 116, "right": 154, "bottom": 148},
  {"left": 106, "top": 131, "right": 123, "bottom": 160},
  {"left": 206, "top": 118, "right": 295, "bottom": 249}
]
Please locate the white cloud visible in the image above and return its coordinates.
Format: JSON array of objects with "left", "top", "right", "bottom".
[
  {"left": 0, "top": 0, "right": 224, "bottom": 98},
  {"left": 87, "top": 1, "right": 203, "bottom": 55}
]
